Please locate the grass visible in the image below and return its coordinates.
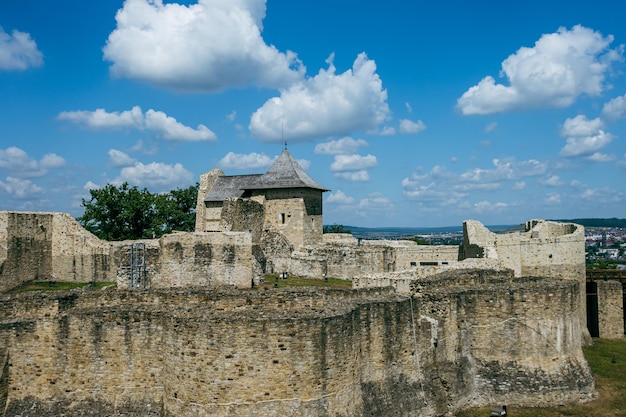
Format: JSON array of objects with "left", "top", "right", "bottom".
[
  {"left": 8, "top": 280, "right": 116, "bottom": 294},
  {"left": 458, "top": 338, "right": 626, "bottom": 417},
  {"left": 257, "top": 274, "right": 353, "bottom": 290}
]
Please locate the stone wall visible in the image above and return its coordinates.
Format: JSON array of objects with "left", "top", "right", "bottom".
[
  {"left": 0, "top": 212, "right": 256, "bottom": 293},
  {"left": 195, "top": 169, "right": 224, "bottom": 232},
  {"left": 0, "top": 212, "right": 113, "bottom": 293},
  {"left": 596, "top": 280, "right": 625, "bottom": 339},
  {"left": 0, "top": 272, "right": 594, "bottom": 417}
]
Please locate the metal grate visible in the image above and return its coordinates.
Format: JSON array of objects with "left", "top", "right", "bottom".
[{"left": 129, "top": 242, "right": 147, "bottom": 289}]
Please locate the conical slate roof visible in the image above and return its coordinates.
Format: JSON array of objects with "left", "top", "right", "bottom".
[
  {"left": 204, "top": 150, "right": 328, "bottom": 202},
  {"left": 250, "top": 150, "right": 329, "bottom": 191}
]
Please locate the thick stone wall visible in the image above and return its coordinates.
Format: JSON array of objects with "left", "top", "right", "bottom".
[
  {"left": 0, "top": 212, "right": 113, "bottom": 293},
  {"left": 596, "top": 280, "right": 625, "bottom": 339},
  {"left": 195, "top": 169, "right": 224, "bottom": 232},
  {"left": 1, "top": 212, "right": 255, "bottom": 293},
  {"left": 0, "top": 274, "right": 594, "bottom": 416}
]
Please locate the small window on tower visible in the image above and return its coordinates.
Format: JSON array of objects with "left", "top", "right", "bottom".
[{"left": 281, "top": 213, "right": 286, "bottom": 224}]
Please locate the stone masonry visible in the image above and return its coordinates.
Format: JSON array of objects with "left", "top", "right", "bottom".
[{"left": 0, "top": 271, "right": 595, "bottom": 417}]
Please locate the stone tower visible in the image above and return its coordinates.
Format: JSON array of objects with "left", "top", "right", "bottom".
[{"left": 194, "top": 150, "right": 329, "bottom": 249}]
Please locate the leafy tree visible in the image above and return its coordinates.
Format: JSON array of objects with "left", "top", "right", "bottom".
[
  {"left": 78, "top": 182, "right": 198, "bottom": 241},
  {"left": 323, "top": 224, "right": 351, "bottom": 234}
]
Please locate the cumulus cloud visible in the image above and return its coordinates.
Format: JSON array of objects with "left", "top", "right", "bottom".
[
  {"left": 0, "top": 27, "right": 43, "bottom": 70},
  {"left": 326, "top": 190, "right": 354, "bottom": 205},
  {"left": 358, "top": 192, "right": 394, "bottom": 212},
  {"left": 218, "top": 152, "right": 273, "bottom": 170},
  {"left": 108, "top": 149, "right": 137, "bottom": 167},
  {"left": 473, "top": 201, "right": 508, "bottom": 213},
  {"left": 601, "top": 94, "right": 626, "bottom": 121},
  {"left": 113, "top": 161, "right": 193, "bottom": 192},
  {"left": 250, "top": 53, "right": 390, "bottom": 142},
  {"left": 457, "top": 25, "right": 623, "bottom": 115},
  {"left": 334, "top": 170, "right": 369, "bottom": 182},
  {"left": 544, "top": 193, "right": 561, "bottom": 205},
  {"left": 330, "top": 154, "right": 377, "bottom": 171},
  {"left": 559, "top": 115, "right": 613, "bottom": 158},
  {"left": 585, "top": 152, "right": 615, "bottom": 162},
  {"left": 103, "top": 0, "right": 304, "bottom": 91},
  {"left": 0, "top": 177, "right": 43, "bottom": 199},
  {"left": 402, "top": 158, "right": 548, "bottom": 208},
  {"left": 398, "top": 119, "right": 426, "bottom": 134},
  {"left": 541, "top": 175, "right": 563, "bottom": 187},
  {"left": 314, "top": 137, "right": 368, "bottom": 155},
  {"left": 58, "top": 106, "right": 216, "bottom": 141},
  {"left": 0, "top": 147, "right": 66, "bottom": 178}
]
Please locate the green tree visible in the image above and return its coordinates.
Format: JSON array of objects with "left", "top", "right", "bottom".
[
  {"left": 323, "top": 224, "right": 351, "bottom": 234},
  {"left": 78, "top": 182, "right": 198, "bottom": 240}
]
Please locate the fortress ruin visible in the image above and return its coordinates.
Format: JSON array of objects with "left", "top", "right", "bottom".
[{"left": 0, "top": 150, "right": 623, "bottom": 416}]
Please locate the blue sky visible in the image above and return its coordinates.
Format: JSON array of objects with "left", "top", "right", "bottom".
[{"left": 1, "top": 0, "right": 625, "bottom": 228}]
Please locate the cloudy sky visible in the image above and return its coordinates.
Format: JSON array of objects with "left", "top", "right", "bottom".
[{"left": 1, "top": 0, "right": 625, "bottom": 227}]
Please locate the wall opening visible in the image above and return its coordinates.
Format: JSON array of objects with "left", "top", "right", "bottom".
[
  {"left": 586, "top": 281, "right": 599, "bottom": 337},
  {"left": 280, "top": 213, "right": 285, "bottom": 224}
]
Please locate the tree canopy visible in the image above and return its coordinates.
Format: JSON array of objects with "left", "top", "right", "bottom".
[{"left": 78, "top": 182, "right": 198, "bottom": 241}]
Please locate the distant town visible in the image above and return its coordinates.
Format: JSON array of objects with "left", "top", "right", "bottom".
[{"left": 339, "top": 219, "right": 626, "bottom": 269}]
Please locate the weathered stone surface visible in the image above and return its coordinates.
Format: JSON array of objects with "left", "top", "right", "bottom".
[
  {"left": 0, "top": 274, "right": 595, "bottom": 417},
  {"left": 596, "top": 280, "right": 625, "bottom": 339}
]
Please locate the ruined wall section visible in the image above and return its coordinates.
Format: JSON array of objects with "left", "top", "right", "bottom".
[
  {"left": 0, "top": 279, "right": 595, "bottom": 417},
  {"left": 220, "top": 198, "right": 264, "bottom": 242},
  {"left": 415, "top": 271, "right": 594, "bottom": 408},
  {"left": 291, "top": 241, "right": 460, "bottom": 280},
  {"left": 596, "top": 280, "right": 625, "bottom": 339},
  {"left": 113, "top": 232, "right": 255, "bottom": 289},
  {"left": 195, "top": 169, "right": 224, "bottom": 232},
  {"left": 0, "top": 212, "right": 114, "bottom": 293}
]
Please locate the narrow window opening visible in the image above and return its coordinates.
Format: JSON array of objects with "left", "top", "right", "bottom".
[{"left": 280, "top": 213, "right": 285, "bottom": 224}]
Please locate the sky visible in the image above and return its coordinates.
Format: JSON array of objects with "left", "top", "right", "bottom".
[{"left": 1, "top": 0, "right": 625, "bottom": 228}]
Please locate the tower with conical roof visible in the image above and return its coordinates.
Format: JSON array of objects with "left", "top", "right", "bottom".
[{"left": 195, "top": 150, "right": 329, "bottom": 249}]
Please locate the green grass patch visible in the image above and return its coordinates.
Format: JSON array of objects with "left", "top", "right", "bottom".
[
  {"left": 258, "top": 274, "right": 352, "bottom": 290},
  {"left": 9, "top": 280, "right": 116, "bottom": 293},
  {"left": 458, "top": 338, "right": 626, "bottom": 417}
]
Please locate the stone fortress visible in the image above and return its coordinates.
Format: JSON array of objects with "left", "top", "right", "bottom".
[{"left": 0, "top": 150, "right": 623, "bottom": 416}]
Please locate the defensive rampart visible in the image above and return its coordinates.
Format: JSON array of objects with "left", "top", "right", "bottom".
[
  {"left": 0, "top": 211, "right": 257, "bottom": 293},
  {"left": 0, "top": 271, "right": 594, "bottom": 417}
]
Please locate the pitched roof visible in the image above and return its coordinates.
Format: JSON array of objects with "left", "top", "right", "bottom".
[
  {"left": 204, "top": 150, "right": 328, "bottom": 202},
  {"left": 246, "top": 150, "right": 329, "bottom": 191},
  {"left": 204, "top": 174, "right": 262, "bottom": 202}
]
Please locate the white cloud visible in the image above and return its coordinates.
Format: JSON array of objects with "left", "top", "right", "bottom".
[
  {"left": 560, "top": 129, "right": 613, "bottom": 158},
  {"left": 108, "top": 149, "right": 137, "bottom": 167},
  {"left": 330, "top": 154, "right": 377, "bottom": 171},
  {"left": 0, "top": 177, "right": 43, "bottom": 198},
  {"left": 484, "top": 122, "right": 498, "bottom": 133},
  {"left": 314, "top": 137, "right": 368, "bottom": 155},
  {"left": 334, "top": 170, "right": 370, "bottom": 182},
  {"left": 250, "top": 53, "right": 390, "bottom": 142},
  {"left": 541, "top": 175, "right": 563, "bottom": 187},
  {"left": 473, "top": 201, "right": 508, "bottom": 213},
  {"left": 544, "top": 193, "right": 561, "bottom": 205},
  {"left": 84, "top": 181, "right": 100, "bottom": 191},
  {"left": 379, "top": 126, "right": 396, "bottom": 136},
  {"left": 103, "top": 0, "right": 304, "bottom": 91},
  {"left": 601, "top": 94, "right": 626, "bottom": 121},
  {"left": 398, "top": 119, "right": 426, "bottom": 134},
  {"left": 297, "top": 159, "right": 311, "bottom": 170},
  {"left": 585, "top": 152, "right": 615, "bottom": 162},
  {"left": 114, "top": 161, "right": 193, "bottom": 192},
  {"left": 402, "top": 158, "right": 548, "bottom": 208},
  {"left": 359, "top": 192, "right": 393, "bottom": 211},
  {"left": 58, "top": 106, "right": 216, "bottom": 141},
  {"left": 0, "top": 27, "right": 43, "bottom": 70},
  {"left": 560, "top": 115, "right": 604, "bottom": 137},
  {"left": 0, "top": 147, "right": 66, "bottom": 178},
  {"left": 457, "top": 25, "right": 623, "bottom": 115},
  {"left": 218, "top": 152, "right": 273, "bottom": 170},
  {"left": 326, "top": 190, "right": 354, "bottom": 205}
]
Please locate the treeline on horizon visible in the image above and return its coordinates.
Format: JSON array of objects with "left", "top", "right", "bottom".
[{"left": 552, "top": 218, "right": 626, "bottom": 228}]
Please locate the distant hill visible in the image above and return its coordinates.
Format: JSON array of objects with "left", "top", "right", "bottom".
[
  {"left": 331, "top": 224, "right": 518, "bottom": 239},
  {"left": 551, "top": 218, "right": 626, "bottom": 228}
]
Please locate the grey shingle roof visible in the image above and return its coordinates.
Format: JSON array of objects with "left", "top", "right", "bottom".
[{"left": 204, "top": 150, "right": 328, "bottom": 202}]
